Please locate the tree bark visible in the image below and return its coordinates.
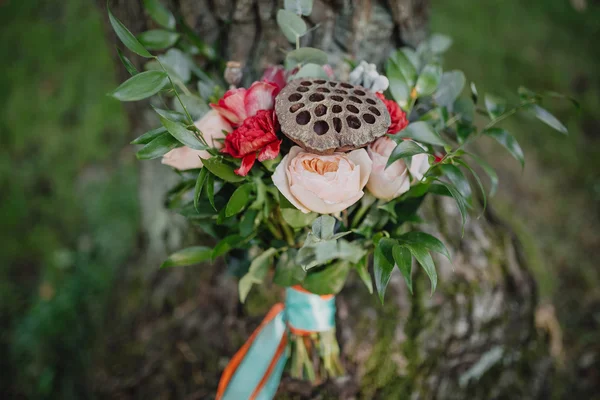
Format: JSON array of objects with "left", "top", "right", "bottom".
[{"left": 95, "top": 1, "right": 553, "bottom": 399}]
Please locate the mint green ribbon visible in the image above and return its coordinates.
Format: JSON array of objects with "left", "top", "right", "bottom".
[{"left": 219, "top": 288, "right": 336, "bottom": 400}]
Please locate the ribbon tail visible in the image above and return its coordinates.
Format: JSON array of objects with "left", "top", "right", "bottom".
[{"left": 217, "top": 303, "right": 288, "bottom": 400}]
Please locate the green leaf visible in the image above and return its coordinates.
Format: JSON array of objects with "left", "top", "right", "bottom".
[
  {"left": 158, "top": 48, "right": 192, "bottom": 83},
  {"left": 426, "top": 33, "right": 453, "bottom": 54},
  {"left": 161, "top": 246, "right": 212, "bottom": 268},
  {"left": 484, "top": 128, "right": 525, "bottom": 169},
  {"left": 390, "top": 121, "right": 446, "bottom": 147},
  {"left": 206, "top": 173, "right": 216, "bottom": 211},
  {"left": 456, "top": 123, "right": 475, "bottom": 144},
  {"left": 274, "top": 248, "right": 306, "bottom": 286},
  {"left": 404, "top": 242, "right": 437, "bottom": 294},
  {"left": 386, "top": 58, "right": 410, "bottom": 107},
  {"left": 399, "top": 232, "right": 451, "bottom": 261},
  {"left": 110, "top": 70, "right": 168, "bottom": 101},
  {"left": 470, "top": 82, "right": 479, "bottom": 103},
  {"left": 137, "top": 30, "right": 180, "bottom": 50},
  {"left": 434, "top": 70, "right": 465, "bottom": 107},
  {"left": 226, "top": 183, "right": 254, "bottom": 217},
  {"left": 312, "top": 215, "right": 336, "bottom": 240},
  {"left": 415, "top": 64, "right": 442, "bottom": 97},
  {"left": 453, "top": 97, "right": 475, "bottom": 124},
  {"left": 455, "top": 159, "right": 488, "bottom": 212},
  {"left": 354, "top": 255, "right": 373, "bottom": 294},
  {"left": 153, "top": 107, "right": 189, "bottom": 123},
  {"left": 374, "top": 238, "right": 396, "bottom": 303},
  {"left": 131, "top": 126, "right": 166, "bottom": 144},
  {"left": 107, "top": 6, "right": 152, "bottom": 58},
  {"left": 391, "top": 50, "right": 418, "bottom": 87},
  {"left": 212, "top": 234, "right": 243, "bottom": 260},
  {"left": 239, "top": 248, "right": 278, "bottom": 302},
  {"left": 194, "top": 168, "right": 208, "bottom": 212},
  {"left": 386, "top": 140, "right": 429, "bottom": 168},
  {"left": 239, "top": 209, "right": 258, "bottom": 237},
  {"left": 392, "top": 245, "right": 413, "bottom": 294},
  {"left": 438, "top": 164, "right": 472, "bottom": 205},
  {"left": 465, "top": 152, "right": 499, "bottom": 197},
  {"left": 435, "top": 179, "right": 468, "bottom": 233},
  {"left": 293, "top": 63, "right": 329, "bottom": 80},
  {"left": 400, "top": 47, "right": 421, "bottom": 71},
  {"left": 284, "top": 0, "right": 313, "bottom": 15},
  {"left": 286, "top": 47, "right": 328, "bottom": 68},
  {"left": 302, "top": 261, "right": 350, "bottom": 295},
  {"left": 484, "top": 94, "right": 506, "bottom": 119},
  {"left": 136, "top": 133, "right": 180, "bottom": 160},
  {"left": 201, "top": 157, "right": 246, "bottom": 183},
  {"left": 281, "top": 208, "right": 318, "bottom": 228},
  {"left": 142, "top": 0, "right": 176, "bottom": 29},
  {"left": 116, "top": 47, "right": 138, "bottom": 76},
  {"left": 160, "top": 117, "right": 206, "bottom": 150},
  {"left": 529, "top": 104, "right": 568, "bottom": 134},
  {"left": 277, "top": 9, "right": 307, "bottom": 43}
]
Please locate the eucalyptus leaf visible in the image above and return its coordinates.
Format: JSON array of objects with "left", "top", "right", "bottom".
[
  {"left": 415, "top": 64, "right": 442, "bottom": 97},
  {"left": 142, "top": 0, "right": 176, "bottom": 30},
  {"left": 453, "top": 97, "right": 475, "bottom": 124},
  {"left": 226, "top": 183, "right": 254, "bottom": 217},
  {"left": 293, "top": 63, "right": 329, "bottom": 80},
  {"left": 312, "top": 215, "right": 336, "bottom": 240},
  {"left": 110, "top": 70, "right": 168, "bottom": 101},
  {"left": 137, "top": 30, "right": 180, "bottom": 50},
  {"left": 284, "top": 0, "right": 313, "bottom": 15},
  {"left": 391, "top": 50, "right": 418, "bottom": 87},
  {"left": 392, "top": 245, "right": 413, "bottom": 294},
  {"left": 201, "top": 157, "right": 246, "bottom": 183},
  {"left": 108, "top": 6, "right": 152, "bottom": 58},
  {"left": 161, "top": 117, "right": 206, "bottom": 150},
  {"left": 274, "top": 249, "right": 305, "bottom": 286},
  {"left": 239, "top": 248, "right": 277, "bottom": 302},
  {"left": 390, "top": 121, "right": 446, "bottom": 147},
  {"left": 281, "top": 208, "right": 318, "bottom": 228},
  {"left": 386, "top": 140, "right": 429, "bottom": 168},
  {"left": 386, "top": 58, "right": 410, "bottom": 107},
  {"left": 277, "top": 9, "right": 307, "bottom": 43},
  {"left": 286, "top": 47, "right": 328, "bottom": 68},
  {"left": 158, "top": 48, "right": 192, "bottom": 83},
  {"left": 484, "top": 128, "right": 525, "bottom": 169},
  {"left": 136, "top": 133, "right": 180, "bottom": 160},
  {"left": 161, "top": 246, "right": 212, "bottom": 268},
  {"left": 427, "top": 33, "right": 453, "bottom": 54}
]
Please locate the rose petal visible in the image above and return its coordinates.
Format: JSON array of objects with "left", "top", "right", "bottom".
[
  {"left": 194, "top": 110, "right": 232, "bottom": 149},
  {"left": 261, "top": 65, "right": 287, "bottom": 94},
  {"left": 244, "top": 81, "right": 277, "bottom": 118},
  {"left": 210, "top": 88, "right": 247, "bottom": 125},
  {"left": 291, "top": 183, "right": 364, "bottom": 214},
  {"left": 346, "top": 148, "right": 372, "bottom": 189},
  {"left": 258, "top": 140, "right": 281, "bottom": 162},
  {"left": 272, "top": 150, "right": 310, "bottom": 213},
  {"left": 161, "top": 146, "right": 206, "bottom": 171},
  {"left": 235, "top": 152, "right": 256, "bottom": 176}
]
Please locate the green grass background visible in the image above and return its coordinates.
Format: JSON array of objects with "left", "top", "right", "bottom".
[{"left": 1, "top": 0, "right": 598, "bottom": 397}]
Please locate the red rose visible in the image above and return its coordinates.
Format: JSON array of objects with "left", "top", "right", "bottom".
[
  {"left": 223, "top": 110, "right": 281, "bottom": 176},
  {"left": 210, "top": 81, "right": 278, "bottom": 127},
  {"left": 376, "top": 92, "right": 408, "bottom": 134}
]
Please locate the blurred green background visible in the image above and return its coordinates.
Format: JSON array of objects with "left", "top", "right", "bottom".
[{"left": 1, "top": 0, "right": 598, "bottom": 398}]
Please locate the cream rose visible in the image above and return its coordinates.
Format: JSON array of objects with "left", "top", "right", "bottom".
[
  {"left": 161, "top": 110, "right": 232, "bottom": 170},
  {"left": 272, "top": 146, "right": 372, "bottom": 214},
  {"left": 366, "top": 137, "right": 431, "bottom": 201}
]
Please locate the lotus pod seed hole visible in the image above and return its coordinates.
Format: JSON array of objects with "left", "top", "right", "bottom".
[
  {"left": 313, "top": 121, "right": 329, "bottom": 135},
  {"left": 315, "top": 104, "right": 327, "bottom": 117},
  {"left": 340, "top": 83, "right": 353, "bottom": 89},
  {"left": 366, "top": 98, "right": 376, "bottom": 105},
  {"left": 333, "top": 118, "right": 342, "bottom": 133},
  {"left": 316, "top": 87, "right": 331, "bottom": 93},
  {"left": 296, "top": 111, "right": 311, "bottom": 125},
  {"left": 301, "top": 81, "right": 312, "bottom": 86},
  {"left": 354, "top": 90, "right": 366, "bottom": 96},
  {"left": 363, "top": 113, "right": 375, "bottom": 124},
  {"left": 290, "top": 103, "right": 304, "bottom": 113},
  {"left": 328, "top": 82, "right": 337, "bottom": 87},
  {"left": 309, "top": 93, "right": 325, "bottom": 102},
  {"left": 349, "top": 96, "right": 363, "bottom": 104},
  {"left": 288, "top": 93, "right": 302, "bottom": 102},
  {"left": 346, "top": 104, "right": 359, "bottom": 114},
  {"left": 368, "top": 106, "right": 381, "bottom": 116},
  {"left": 334, "top": 89, "right": 348, "bottom": 94},
  {"left": 332, "top": 105, "right": 342, "bottom": 113},
  {"left": 297, "top": 86, "right": 309, "bottom": 93},
  {"left": 347, "top": 115, "right": 361, "bottom": 129},
  {"left": 330, "top": 95, "right": 343, "bottom": 102},
  {"left": 314, "top": 79, "right": 326, "bottom": 84}
]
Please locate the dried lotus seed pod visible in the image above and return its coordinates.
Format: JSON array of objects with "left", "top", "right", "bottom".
[{"left": 274, "top": 78, "right": 391, "bottom": 154}]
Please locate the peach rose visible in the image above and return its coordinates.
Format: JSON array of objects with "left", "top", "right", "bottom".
[
  {"left": 272, "top": 146, "right": 372, "bottom": 214},
  {"left": 366, "top": 137, "right": 431, "bottom": 201},
  {"left": 161, "top": 110, "right": 233, "bottom": 170}
]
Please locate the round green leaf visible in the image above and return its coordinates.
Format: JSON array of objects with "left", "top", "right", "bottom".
[
  {"left": 277, "top": 9, "right": 307, "bottom": 43},
  {"left": 286, "top": 47, "right": 328, "bottom": 68},
  {"left": 110, "top": 70, "right": 169, "bottom": 101},
  {"left": 284, "top": 0, "right": 313, "bottom": 15},
  {"left": 293, "top": 63, "right": 329, "bottom": 80},
  {"left": 142, "top": 0, "right": 176, "bottom": 30},
  {"left": 415, "top": 64, "right": 442, "bottom": 97},
  {"left": 433, "top": 70, "right": 466, "bottom": 107}
]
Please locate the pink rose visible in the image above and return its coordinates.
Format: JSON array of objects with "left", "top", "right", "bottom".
[
  {"left": 210, "top": 81, "right": 278, "bottom": 127},
  {"left": 366, "top": 137, "right": 430, "bottom": 201},
  {"left": 161, "top": 110, "right": 232, "bottom": 170},
  {"left": 272, "top": 146, "right": 372, "bottom": 214}
]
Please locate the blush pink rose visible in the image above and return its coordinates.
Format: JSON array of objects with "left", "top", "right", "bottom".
[
  {"left": 366, "top": 137, "right": 431, "bottom": 201},
  {"left": 161, "top": 110, "right": 232, "bottom": 170},
  {"left": 272, "top": 146, "right": 372, "bottom": 214},
  {"left": 210, "top": 81, "right": 278, "bottom": 127}
]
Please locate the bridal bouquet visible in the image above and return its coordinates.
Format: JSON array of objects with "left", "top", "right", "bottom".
[{"left": 108, "top": 0, "right": 572, "bottom": 398}]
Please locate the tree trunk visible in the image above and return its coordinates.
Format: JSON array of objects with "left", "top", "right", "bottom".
[{"left": 95, "top": 1, "right": 553, "bottom": 398}]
